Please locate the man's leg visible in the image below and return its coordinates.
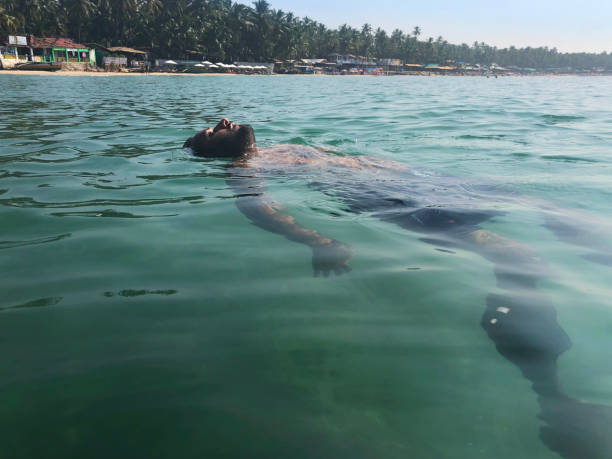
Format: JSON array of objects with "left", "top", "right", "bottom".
[{"left": 377, "top": 207, "right": 612, "bottom": 458}]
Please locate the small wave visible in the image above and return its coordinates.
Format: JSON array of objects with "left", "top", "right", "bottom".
[
  {"left": 0, "top": 233, "right": 71, "bottom": 250},
  {"left": 541, "top": 155, "right": 599, "bottom": 163},
  {"left": 0, "top": 195, "right": 203, "bottom": 209},
  {"left": 50, "top": 209, "right": 178, "bottom": 218},
  {"left": 0, "top": 170, "right": 113, "bottom": 179},
  {"left": 287, "top": 136, "right": 311, "bottom": 146},
  {"left": 457, "top": 134, "right": 507, "bottom": 140},
  {"left": 582, "top": 253, "right": 612, "bottom": 267},
  {"left": 435, "top": 248, "right": 456, "bottom": 254},
  {"left": 540, "top": 114, "right": 586, "bottom": 124},
  {"left": 137, "top": 171, "right": 228, "bottom": 180},
  {"left": 0, "top": 296, "right": 62, "bottom": 312},
  {"left": 83, "top": 181, "right": 148, "bottom": 190},
  {"left": 326, "top": 138, "right": 354, "bottom": 147},
  {"left": 103, "top": 289, "right": 178, "bottom": 297}
]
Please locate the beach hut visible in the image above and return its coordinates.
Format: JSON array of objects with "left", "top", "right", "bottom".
[
  {"left": 107, "top": 46, "right": 148, "bottom": 70},
  {"left": 0, "top": 36, "right": 28, "bottom": 64},
  {"left": 404, "top": 63, "right": 424, "bottom": 73},
  {"left": 2, "top": 35, "right": 95, "bottom": 69},
  {"left": 92, "top": 45, "right": 148, "bottom": 70},
  {"left": 28, "top": 36, "right": 95, "bottom": 67},
  {"left": 0, "top": 35, "right": 31, "bottom": 69}
]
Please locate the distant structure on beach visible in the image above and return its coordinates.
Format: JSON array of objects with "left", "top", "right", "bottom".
[
  {"left": 2, "top": 0, "right": 612, "bottom": 74},
  {"left": 0, "top": 35, "right": 95, "bottom": 70},
  {"left": 1, "top": 33, "right": 610, "bottom": 76}
]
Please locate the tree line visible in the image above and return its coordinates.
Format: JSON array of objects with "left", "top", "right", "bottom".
[{"left": 1, "top": 0, "right": 611, "bottom": 69}]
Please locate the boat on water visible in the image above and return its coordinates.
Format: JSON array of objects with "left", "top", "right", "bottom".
[{"left": 15, "top": 62, "right": 62, "bottom": 71}]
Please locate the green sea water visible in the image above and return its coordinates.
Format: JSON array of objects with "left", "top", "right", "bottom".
[{"left": 1, "top": 75, "right": 611, "bottom": 459}]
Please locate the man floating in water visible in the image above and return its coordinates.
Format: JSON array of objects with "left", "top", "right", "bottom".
[{"left": 184, "top": 118, "right": 612, "bottom": 459}]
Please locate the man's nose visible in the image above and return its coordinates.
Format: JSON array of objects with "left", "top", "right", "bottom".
[{"left": 214, "top": 118, "right": 230, "bottom": 132}]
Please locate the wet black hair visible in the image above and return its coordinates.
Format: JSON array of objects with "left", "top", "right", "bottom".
[{"left": 184, "top": 125, "right": 256, "bottom": 158}]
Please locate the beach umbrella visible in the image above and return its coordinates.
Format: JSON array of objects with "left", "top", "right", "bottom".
[
  {"left": 194, "top": 64, "right": 205, "bottom": 67},
  {"left": 244, "top": 65, "right": 253, "bottom": 69},
  {"left": 202, "top": 61, "right": 213, "bottom": 65},
  {"left": 226, "top": 64, "right": 237, "bottom": 68},
  {"left": 208, "top": 64, "right": 219, "bottom": 68},
  {"left": 164, "top": 60, "right": 177, "bottom": 65},
  {"left": 215, "top": 62, "right": 225, "bottom": 67}
]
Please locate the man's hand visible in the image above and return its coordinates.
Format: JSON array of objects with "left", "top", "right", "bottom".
[{"left": 312, "top": 240, "right": 353, "bottom": 277}]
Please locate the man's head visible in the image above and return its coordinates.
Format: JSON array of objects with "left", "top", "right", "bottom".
[{"left": 183, "top": 118, "right": 256, "bottom": 157}]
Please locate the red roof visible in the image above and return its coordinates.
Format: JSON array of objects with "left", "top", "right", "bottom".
[{"left": 29, "top": 36, "right": 87, "bottom": 49}]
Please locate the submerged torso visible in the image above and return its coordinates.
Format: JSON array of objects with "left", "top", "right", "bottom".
[{"left": 234, "top": 144, "right": 512, "bottom": 232}]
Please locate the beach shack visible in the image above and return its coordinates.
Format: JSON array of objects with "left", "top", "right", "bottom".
[
  {"left": 327, "top": 53, "right": 359, "bottom": 70},
  {"left": 96, "top": 46, "right": 148, "bottom": 71},
  {"left": 300, "top": 58, "right": 329, "bottom": 74},
  {"left": 108, "top": 47, "right": 148, "bottom": 69},
  {"left": 422, "top": 64, "right": 458, "bottom": 75},
  {"left": 404, "top": 63, "right": 424, "bottom": 73},
  {"left": 0, "top": 35, "right": 31, "bottom": 69},
  {"left": 272, "top": 60, "right": 285, "bottom": 73},
  {"left": 378, "top": 58, "right": 404, "bottom": 74},
  {"left": 327, "top": 54, "right": 376, "bottom": 73},
  {"left": 29, "top": 36, "right": 95, "bottom": 66}
]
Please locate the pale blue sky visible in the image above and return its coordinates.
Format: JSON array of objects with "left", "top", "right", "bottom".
[{"left": 241, "top": 0, "right": 612, "bottom": 53}]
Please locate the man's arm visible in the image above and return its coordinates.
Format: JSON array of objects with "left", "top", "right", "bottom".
[{"left": 226, "top": 169, "right": 352, "bottom": 277}]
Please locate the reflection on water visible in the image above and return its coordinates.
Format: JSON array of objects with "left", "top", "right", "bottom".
[
  {"left": 0, "top": 296, "right": 62, "bottom": 312},
  {"left": 103, "top": 289, "right": 178, "bottom": 297},
  {"left": 1, "top": 75, "right": 611, "bottom": 459},
  {"left": 0, "top": 232, "right": 71, "bottom": 250}
]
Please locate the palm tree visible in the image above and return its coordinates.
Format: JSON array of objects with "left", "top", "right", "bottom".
[
  {"left": 62, "top": 0, "right": 97, "bottom": 41},
  {"left": 252, "top": 0, "right": 271, "bottom": 59},
  {"left": 4, "top": 0, "right": 612, "bottom": 71},
  {"left": 390, "top": 29, "right": 405, "bottom": 57},
  {"left": 374, "top": 27, "right": 388, "bottom": 58},
  {"left": 360, "top": 23, "right": 373, "bottom": 59},
  {"left": 0, "top": 3, "right": 18, "bottom": 33},
  {"left": 229, "top": 2, "right": 254, "bottom": 59}
]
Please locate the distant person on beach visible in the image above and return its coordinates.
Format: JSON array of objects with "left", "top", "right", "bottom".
[{"left": 184, "top": 118, "right": 612, "bottom": 459}]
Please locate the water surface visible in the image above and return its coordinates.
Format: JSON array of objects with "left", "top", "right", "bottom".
[{"left": 1, "top": 75, "right": 611, "bottom": 459}]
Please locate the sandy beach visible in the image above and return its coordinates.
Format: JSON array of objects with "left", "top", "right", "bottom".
[
  {"left": 0, "top": 70, "right": 241, "bottom": 76},
  {"left": 0, "top": 70, "right": 597, "bottom": 77}
]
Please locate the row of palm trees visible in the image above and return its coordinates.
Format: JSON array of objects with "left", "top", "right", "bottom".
[{"left": 2, "top": 0, "right": 611, "bottom": 69}]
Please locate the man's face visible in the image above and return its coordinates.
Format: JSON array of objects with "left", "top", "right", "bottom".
[{"left": 188, "top": 118, "right": 255, "bottom": 157}]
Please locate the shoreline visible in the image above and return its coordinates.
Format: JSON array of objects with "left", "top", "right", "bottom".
[{"left": 0, "top": 69, "right": 608, "bottom": 77}]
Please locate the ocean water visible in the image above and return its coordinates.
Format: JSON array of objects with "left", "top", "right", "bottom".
[{"left": 0, "top": 74, "right": 611, "bottom": 459}]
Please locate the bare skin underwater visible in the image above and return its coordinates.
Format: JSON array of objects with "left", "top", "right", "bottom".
[{"left": 184, "top": 119, "right": 612, "bottom": 459}]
